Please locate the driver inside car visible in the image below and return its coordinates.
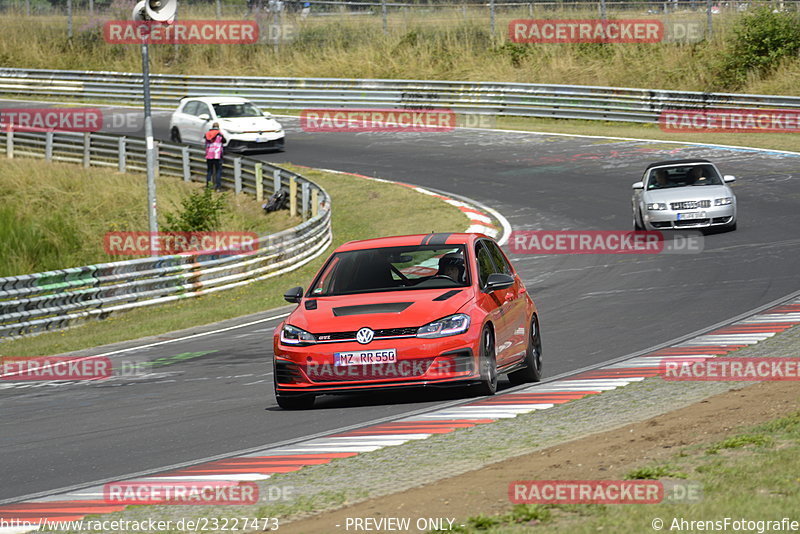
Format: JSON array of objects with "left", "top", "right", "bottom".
[{"left": 437, "top": 253, "right": 465, "bottom": 282}]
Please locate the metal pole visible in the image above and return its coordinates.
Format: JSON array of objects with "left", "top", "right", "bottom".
[
  {"left": 216, "top": 0, "right": 222, "bottom": 19},
  {"left": 706, "top": 0, "right": 712, "bottom": 38},
  {"left": 67, "top": 0, "right": 73, "bottom": 38},
  {"left": 489, "top": 0, "right": 495, "bottom": 35},
  {"left": 173, "top": 3, "right": 180, "bottom": 57},
  {"left": 600, "top": 0, "right": 606, "bottom": 21},
  {"left": 141, "top": 42, "right": 159, "bottom": 256},
  {"left": 25, "top": 0, "right": 30, "bottom": 16},
  {"left": 381, "top": 0, "right": 388, "bottom": 34}
]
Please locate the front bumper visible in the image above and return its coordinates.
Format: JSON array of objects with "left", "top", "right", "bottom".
[
  {"left": 274, "top": 336, "right": 479, "bottom": 395},
  {"left": 226, "top": 133, "right": 284, "bottom": 152},
  {"left": 644, "top": 204, "right": 735, "bottom": 229}
]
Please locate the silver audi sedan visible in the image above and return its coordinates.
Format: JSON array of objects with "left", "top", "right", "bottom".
[{"left": 632, "top": 159, "right": 737, "bottom": 231}]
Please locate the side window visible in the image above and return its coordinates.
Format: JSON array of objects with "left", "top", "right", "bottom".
[
  {"left": 182, "top": 101, "right": 199, "bottom": 116},
  {"left": 475, "top": 242, "right": 495, "bottom": 289},
  {"left": 195, "top": 102, "right": 211, "bottom": 117},
  {"left": 485, "top": 240, "right": 513, "bottom": 275}
]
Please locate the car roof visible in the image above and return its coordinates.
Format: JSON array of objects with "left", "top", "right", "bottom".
[
  {"left": 180, "top": 96, "right": 253, "bottom": 105},
  {"left": 334, "top": 233, "right": 488, "bottom": 253},
  {"left": 645, "top": 159, "right": 714, "bottom": 171}
]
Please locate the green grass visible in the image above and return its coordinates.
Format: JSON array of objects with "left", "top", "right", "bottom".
[
  {"left": 0, "top": 158, "right": 286, "bottom": 277},
  {"left": 429, "top": 411, "right": 800, "bottom": 533},
  {"left": 0, "top": 8, "right": 799, "bottom": 94},
  {"left": 0, "top": 164, "right": 469, "bottom": 357},
  {"left": 625, "top": 465, "right": 688, "bottom": 480},
  {"left": 706, "top": 433, "right": 774, "bottom": 454}
]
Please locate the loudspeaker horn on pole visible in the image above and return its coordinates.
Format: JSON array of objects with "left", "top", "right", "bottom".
[
  {"left": 146, "top": 0, "right": 177, "bottom": 21},
  {"left": 131, "top": 0, "right": 148, "bottom": 21}
]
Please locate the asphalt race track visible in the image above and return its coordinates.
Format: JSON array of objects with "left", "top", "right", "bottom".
[{"left": 1, "top": 103, "right": 799, "bottom": 503}]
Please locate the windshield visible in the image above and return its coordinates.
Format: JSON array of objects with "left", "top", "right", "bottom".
[
  {"left": 646, "top": 164, "right": 722, "bottom": 190},
  {"left": 212, "top": 102, "right": 263, "bottom": 118},
  {"left": 309, "top": 245, "right": 470, "bottom": 296}
]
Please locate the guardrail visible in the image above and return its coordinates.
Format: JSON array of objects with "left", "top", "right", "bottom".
[
  {"left": 1, "top": 68, "right": 799, "bottom": 124},
  {"left": 0, "top": 128, "right": 332, "bottom": 338}
]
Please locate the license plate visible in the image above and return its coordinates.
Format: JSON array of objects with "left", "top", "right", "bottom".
[
  {"left": 677, "top": 212, "right": 701, "bottom": 220},
  {"left": 334, "top": 349, "right": 397, "bottom": 366}
]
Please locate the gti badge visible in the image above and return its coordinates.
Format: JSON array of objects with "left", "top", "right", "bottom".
[{"left": 356, "top": 327, "right": 374, "bottom": 345}]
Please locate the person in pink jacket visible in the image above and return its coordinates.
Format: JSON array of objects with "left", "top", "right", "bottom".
[{"left": 205, "top": 122, "right": 227, "bottom": 191}]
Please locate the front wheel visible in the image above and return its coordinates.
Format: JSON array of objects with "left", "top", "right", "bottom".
[
  {"left": 508, "top": 315, "right": 543, "bottom": 385},
  {"left": 472, "top": 327, "right": 497, "bottom": 396},
  {"left": 633, "top": 207, "right": 644, "bottom": 231},
  {"left": 170, "top": 127, "right": 182, "bottom": 144}
]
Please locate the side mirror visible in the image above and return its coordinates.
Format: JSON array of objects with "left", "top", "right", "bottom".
[
  {"left": 632, "top": 181, "right": 644, "bottom": 190},
  {"left": 198, "top": 113, "right": 211, "bottom": 121},
  {"left": 723, "top": 175, "right": 736, "bottom": 183},
  {"left": 284, "top": 286, "right": 303, "bottom": 304},
  {"left": 263, "top": 111, "right": 273, "bottom": 119},
  {"left": 484, "top": 273, "right": 514, "bottom": 292}
]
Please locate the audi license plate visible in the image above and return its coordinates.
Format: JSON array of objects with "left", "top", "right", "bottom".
[
  {"left": 334, "top": 349, "right": 397, "bottom": 366},
  {"left": 677, "top": 212, "right": 701, "bottom": 220}
]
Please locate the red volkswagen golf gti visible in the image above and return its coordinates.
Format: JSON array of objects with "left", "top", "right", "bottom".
[{"left": 273, "top": 233, "right": 542, "bottom": 409}]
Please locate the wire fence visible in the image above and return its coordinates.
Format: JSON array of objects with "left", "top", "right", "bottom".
[{"left": 0, "top": 128, "right": 332, "bottom": 338}]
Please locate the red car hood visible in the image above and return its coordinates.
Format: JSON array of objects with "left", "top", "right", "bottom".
[{"left": 287, "top": 289, "right": 473, "bottom": 332}]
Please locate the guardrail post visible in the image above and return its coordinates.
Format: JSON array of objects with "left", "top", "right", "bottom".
[
  {"left": 301, "top": 181, "right": 309, "bottom": 220},
  {"left": 234, "top": 157, "right": 242, "bottom": 193},
  {"left": 181, "top": 146, "right": 190, "bottom": 182},
  {"left": 289, "top": 176, "right": 297, "bottom": 217},
  {"left": 6, "top": 125, "right": 13, "bottom": 159},
  {"left": 311, "top": 188, "right": 319, "bottom": 217},
  {"left": 118, "top": 136, "right": 126, "bottom": 172},
  {"left": 83, "top": 132, "right": 91, "bottom": 168},
  {"left": 273, "top": 169, "right": 281, "bottom": 195},
  {"left": 255, "top": 163, "right": 263, "bottom": 201},
  {"left": 46, "top": 131, "right": 53, "bottom": 161}
]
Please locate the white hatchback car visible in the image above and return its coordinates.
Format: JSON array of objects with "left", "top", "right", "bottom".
[{"left": 169, "top": 96, "right": 284, "bottom": 152}]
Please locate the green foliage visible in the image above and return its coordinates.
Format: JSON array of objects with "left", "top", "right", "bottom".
[
  {"left": 507, "top": 503, "right": 552, "bottom": 522},
  {"left": 163, "top": 187, "right": 228, "bottom": 232},
  {"left": 492, "top": 42, "right": 533, "bottom": 67},
  {"left": 625, "top": 465, "right": 687, "bottom": 479},
  {"left": 716, "top": 8, "right": 800, "bottom": 89},
  {"left": 706, "top": 433, "right": 774, "bottom": 454}
]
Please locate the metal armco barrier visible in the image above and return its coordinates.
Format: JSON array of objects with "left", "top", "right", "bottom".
[
  {"left": 1, "top": 68, "right": 800, "bottom": 123},
  {"left": 0, "top": 128, "right": 332, "bottom": 338}
]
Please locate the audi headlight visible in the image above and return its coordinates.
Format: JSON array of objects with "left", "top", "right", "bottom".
[
  {"left": 714, "top": 197, "right": 733, "bottom": 206},
  {"left": 417, "top": 314, "right": 471, "bottom": 338},
  {"left": 280, "top": 324, "right": 316, "bottom": 346},
  {"left": 646, "top": 203, "right": 667, "bottom": 211}
]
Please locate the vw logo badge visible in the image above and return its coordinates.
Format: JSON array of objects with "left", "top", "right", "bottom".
[{"left": 356, "top": 327, "right": 374, "bottom": 345}]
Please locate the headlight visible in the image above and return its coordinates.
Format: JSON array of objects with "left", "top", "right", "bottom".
[
  {"left": 646, "top": 203, "right": 667, "bottom": 211},
  {"left": 280, "top": 324, "right": 316, "bottom": 345},
  {"left": 715, "top": 197, "right": 733, "bottom": 206},
  {"left": 417, "top": 314, "right": 471, "bottom": 338}
]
